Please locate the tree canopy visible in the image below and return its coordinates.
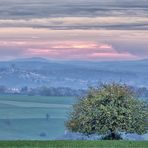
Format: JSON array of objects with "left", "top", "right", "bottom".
[{"left": 66, "top": 83, "right": 148, "bottom": 139}]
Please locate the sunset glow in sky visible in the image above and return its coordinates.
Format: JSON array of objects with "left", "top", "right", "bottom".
[{"left": 0, "top": 0, "right": 148, "bottom": 61}]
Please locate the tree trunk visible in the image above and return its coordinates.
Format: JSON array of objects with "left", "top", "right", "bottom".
[
  {"left": 102, "top": 131, "right": 122, "bottom": 140},
  {"left": 111, "top": 132, "right": 116, "bottom": 140}
]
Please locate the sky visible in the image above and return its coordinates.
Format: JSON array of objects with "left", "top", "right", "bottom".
[{"left": 0, "top": 0, "right": 148, "bottom": 61}]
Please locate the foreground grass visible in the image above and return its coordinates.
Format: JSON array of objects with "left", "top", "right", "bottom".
[{"left": 0, "top": 141, "right": 147, "bottom": 148}]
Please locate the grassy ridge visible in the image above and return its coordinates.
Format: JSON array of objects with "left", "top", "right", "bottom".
[{"left": 0, "top": 141, "right": 147, "bottom": 148}]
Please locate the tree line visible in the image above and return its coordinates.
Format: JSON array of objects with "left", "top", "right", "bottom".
[{"left": 0, "top": 85, "right": 86, "bottom": 96}]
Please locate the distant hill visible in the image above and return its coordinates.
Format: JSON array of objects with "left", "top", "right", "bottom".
[
  {"left": 13, "top": 57, "right": 50, "bottom": 62},
  {"left": 0, "top": 57, "right": 148, "bottom": 89}
]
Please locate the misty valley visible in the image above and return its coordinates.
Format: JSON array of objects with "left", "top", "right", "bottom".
[{"left": 0, "top": 58, "right": 148, "bottom": 140}]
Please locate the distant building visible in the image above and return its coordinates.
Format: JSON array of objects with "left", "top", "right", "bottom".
[{"left": 6, "top": 88, "right": 21, "bottom": 94}]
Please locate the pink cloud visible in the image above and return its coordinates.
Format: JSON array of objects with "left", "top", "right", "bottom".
[
  {"left": 0, "top": 39, "right": 138, "bottom": 61},
  {"left": 22, "top": 42, "right": 137, "bottom": 61},
  {"left": 27, "top": 48, "right": 50, "bottom": 55},
  {"left": 90, "top": 52, "right": 137, "bottom": 60}
]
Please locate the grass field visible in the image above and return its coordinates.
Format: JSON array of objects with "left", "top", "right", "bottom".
[
  {"left": 0, "top": 95, "right": 75, "bottom": 140},
  {"left": 0, "top": 141, "right": 147, "bottom": 148},
  {"left": 0, "top": 94, "right": 147, "bottom": 140}
]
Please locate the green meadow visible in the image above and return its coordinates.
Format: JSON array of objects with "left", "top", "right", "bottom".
[
  {"left": 0, "top": 94, "right": 147, "bottom": 141},
  {"left": 0, "top": 141, "right": 147, "bottom": 148},
  {"left": 0, "top": 95, "right": 76, "bottom": 140}
]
